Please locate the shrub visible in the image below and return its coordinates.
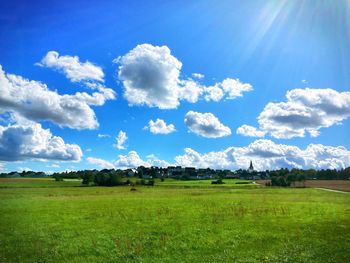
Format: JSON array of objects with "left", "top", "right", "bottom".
[
  {"left": 211, "top": 179, "right": 225, "bottom": 184},
  {"left": 93, "top": 172, "right": 123, "bottom": 186}
]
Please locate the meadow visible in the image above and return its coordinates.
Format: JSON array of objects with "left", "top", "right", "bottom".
[{"left": 0, "top": 178, "right": 349, "bottom": 263}]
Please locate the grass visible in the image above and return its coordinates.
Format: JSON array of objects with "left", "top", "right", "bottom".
[
  {"left": 155, "top": 178, "right": 259, "bottom": 188},
  {"left": 0, "top": 177, "right": 82, "bottom": 188},
  {"left": 0, "top": 179, "right": 349, "bottom": 262}
]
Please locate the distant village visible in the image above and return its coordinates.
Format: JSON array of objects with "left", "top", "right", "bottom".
[
  {"left": 1, "top": 161, "right": 269, "bottom": 180},
  {"left": 133, "top": 161, "right": 268, "bottom": 180},
  {"left": 1, "top": 161, "right": 349, "bottom": 182}
]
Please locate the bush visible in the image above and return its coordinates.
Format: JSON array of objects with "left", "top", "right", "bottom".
[
  {"left": 53, "top": 173, "right": 63, "bottom": 181},
  {"left": 82, "top": 173, "right": 93, "bottom": 185},
  {"left": 211, "top": 179, "right": 225, "bottom": 184},
  {"left": 93, "top": 172, "right": 123, "bottom": 186}
]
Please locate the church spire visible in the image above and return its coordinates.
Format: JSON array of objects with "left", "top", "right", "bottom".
[{"left": 248, "top": 160, "right": 254, "bottom": 172}]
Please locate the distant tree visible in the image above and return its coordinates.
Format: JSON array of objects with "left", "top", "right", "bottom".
[
  {"left": 52, "top": 173, "right": 63, "bottom": 181},
  {"left": 82, "top": 172, "right": 93, "bottom": 185}
]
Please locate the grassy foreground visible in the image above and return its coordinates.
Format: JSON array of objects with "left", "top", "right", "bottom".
[{"left": 0, "top": 180, "right": 349, "bottom": 262}]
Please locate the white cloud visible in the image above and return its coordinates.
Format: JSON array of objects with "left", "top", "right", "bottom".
[
  {"left": 0, "top": 123, "right": 82, "bottom": 162},
  {"left": 114, "top": 151, "right": 149, "bottom": 169},
  {"left": 175, "top": 147, "right": 236, "bottom": 169},
  {"left": 114, "top": 130, "right": 127, "bottom": 150},
  {"left": 178, "top": 79, "right": 203, "bottom": 103},
  {"left": 184, "top": 111, "right": 231, "bottom": 138},
  {"left": 0, "top": 65, "right": 115, "bottom": 130},
  {"left": 258, "top": 88, "right": 350, "bottom": 139},
  {"left": 146, "top": 154, "right": 171, "bottom": 167},
  {"left": 87, "top": 157, "right": 115, "bottom": 169},
  {"left": 0, "top": 163, "right": 6, "bottom": 173},
  {"left": 175, "top": 139, "right": 350, "bottom": 171},
  {"left": 117, "top": 44, "right": 182, "bottom": 109},
  {"left": 117, "top": 44, "right": 252, "bottom": 109},
  {"left": 98, "top": 133, "right": 110, "bottom": 138},
  {"left": 114, "top": 151, "right": 170, "bottom": 169},
  {"left": 37, "top": 51, "right": 104, "bottom": 83},
  {"left": 236, "top": 124, "right": 265, "bottom": 138},
  {"left": 192, "top": 73, "right": 204, "bottom": 79},
  {"left": 204, "top": 85, "right": 224, "bottom": 102},
  {"left": 221, "top": 78, "right": 253, "bottom": 99},
  {"left": 144, "top": 118, "right": 176, "bottom": 134}
]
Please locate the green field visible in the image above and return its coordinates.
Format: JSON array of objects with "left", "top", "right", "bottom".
[
  {"left": 156, "top": 178, "right": 259, "bottom": 188},
  {"left": 0, "top": 178, "right": 349, "bottom": 263}
]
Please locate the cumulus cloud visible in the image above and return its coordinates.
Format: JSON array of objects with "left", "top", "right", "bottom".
[
  {"left": 37, "top": 51, "right": 104, "bottom": 83},
  {"left": 87, "top": 157, "right": 115, "bottom": 169},
  {"left": 0, "top": 65, "right": 115, "bottom": 129},
  {"left": 258, "top": 88, "right": 350, "bottom": 139},
  {"left": 146, "top": 154, "right": 171, "bottom": 167},
  {"left": 0, "top": 123, "right": 82, "bottom": 162},
  {"left": 117, "top": 44, "right": 252, "bottom": 109},
  {"left": 144, "top": 118, "right": 176, "bottom": 134},
  {"left": 117, "top": 44, "right": 182, "bottom": 109},
  {"left": 175, "top": 139, "right": 350, "bottom": 171},
  {"left": 175, "top": 147, "right": 236, "bottom": 169},
  {"left": 236, "top": 124, "right": 265, "bottom": 138},
  {"left": 220, "top": 78, "right": 253, "bottom": 99},
  {"left": 204, "top": 85, "right": 224, "bottom": 102},
  {"left": 178, "top": 79, "right": 203, "bottom": 103},
  {"left": 114, "top": 130, "right": 127, "bottom": 150},
  {"left": 114, "top": 151, "right": 170, "bottom": 169},
  {"left": 184, "top": 111, "right": 231, "bottom": 138},
  {"left": 114, "top": 151, "right": 149, "bottom": 168}
]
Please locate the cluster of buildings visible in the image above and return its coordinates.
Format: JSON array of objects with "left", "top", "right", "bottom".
[{"left": 135, "top": 161, "right": 268, "bottom": 180}]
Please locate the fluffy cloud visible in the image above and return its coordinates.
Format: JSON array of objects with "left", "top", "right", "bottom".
[
  {"left": 114, "top": 130, "right": 127, "bottom": 150},
  {"left": 37, "top": 51, "right": 104, "bottom": 83},
  {"left": 258, "top": 88, "right": 350, "bottom": 139},
  {"left": 184, "top": 111, "right": 231, "bottom": 138},
  {"left": 87, "top": 157, "right": 115, "bottom": 169},
  {"left": 175, "top": 139, "right": 350, "bottom": 170},
  {"left": 144, "top": 118, "right": 176, "bottom": 134},
  {"left": 0, "top": 66, "right": 115, "bottom": 129},
  {"left": 117, "top": 44, "right": 182, "bottom": 109},
  {"left": 146, "top": 154, "right": 171, "bottom": 167},
  {"left": 114, "top": 151, "right": 170, "bottom": 169},
  {"left": 175, "top": 147, "right": 236, "bottom": 169},
  {"left": 0, "top": 123, "right": 82, "bottom": 162},
  {"left": 204, "top": 85, "right": 224, "bottom": 102},
  {"left": 236, "top": 124, "right": 265, "bottom": 138},
  {"left": 221, "top": 78, "right": 253, "bottom": 99},
  {"left": 178, "top": 79, "right": 203, "bottom": 103},
  {"left": 114, "top": 151, "right": 149, "bottom": 168},
  {"left": 117, "top": 44, "right": 252, "bottom": 109}
]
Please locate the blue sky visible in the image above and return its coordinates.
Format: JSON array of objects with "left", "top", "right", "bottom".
[{"left": 0, "top": 0, "right": 350, "bottom": 172}]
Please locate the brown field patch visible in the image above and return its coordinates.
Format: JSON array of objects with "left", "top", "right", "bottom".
[{"left": 304, "top": 180, "right": 350, "bottom": 192}]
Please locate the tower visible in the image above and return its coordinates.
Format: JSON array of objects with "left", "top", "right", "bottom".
[{"left": 248, "top": 160, "right": 254, "bottom": 173}]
